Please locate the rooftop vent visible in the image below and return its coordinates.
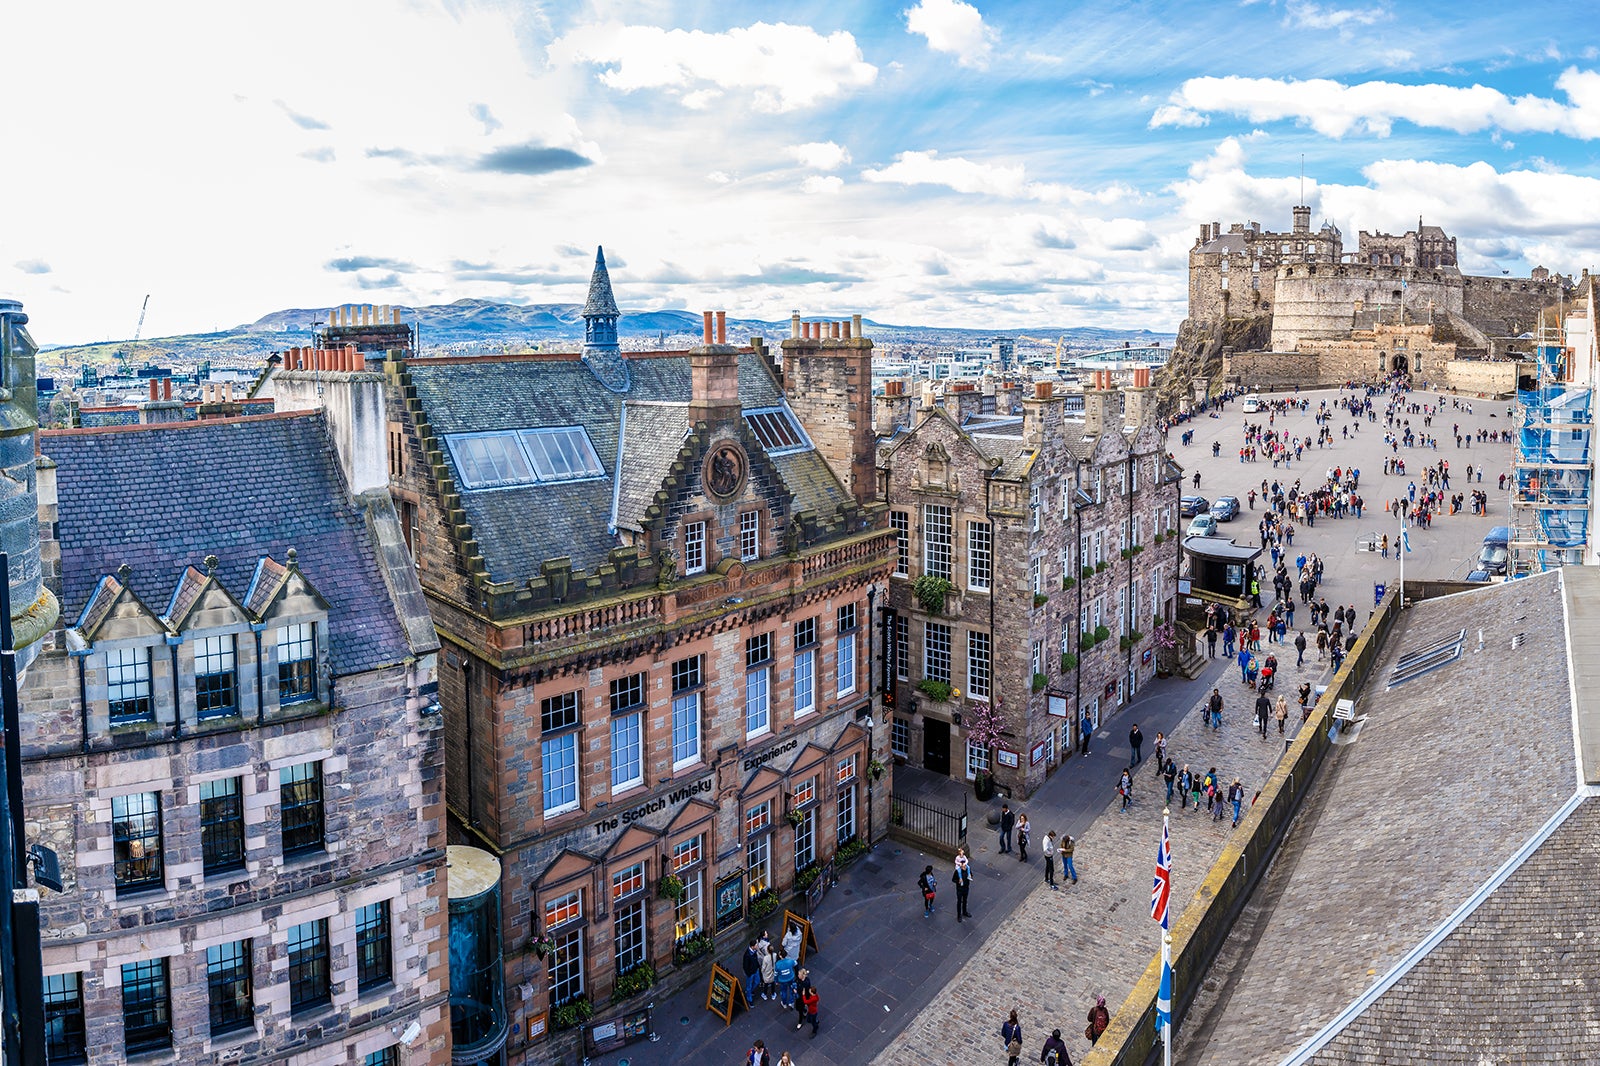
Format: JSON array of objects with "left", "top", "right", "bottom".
[{"left": 1387, "top": 628, "right": 1467, "bottom": 689}]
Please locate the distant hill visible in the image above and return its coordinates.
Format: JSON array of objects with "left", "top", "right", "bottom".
[{"left": 39, "top": 298, "right": 1174, "bottom": 368}]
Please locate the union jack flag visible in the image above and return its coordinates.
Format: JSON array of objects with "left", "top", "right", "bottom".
[{"left": 1151, "top": 819, "right": 1172, "bottom": 929}]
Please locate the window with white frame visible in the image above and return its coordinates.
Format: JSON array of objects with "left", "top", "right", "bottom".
[
  {"left": 793, "top": 775, "right": 816, "bottom": 808},
  {"left": 793, "top": 809, "right": 814, "bottom": 871},
  {"left": 894, "top": 615, "right": 909, "bottom": 680},
  {"left": 891, "top": 717, "right": 910, "bottom": 758},
  {"left": 836, "top": 603, "right": 857, "bottom": 698},
  {"left": 967, "top": 521, "right": 991, "bottom": 591},
  {"left": 683, "top": 521, "right": 706, "bottom": 576},
  {"left": 924, "top": 622, "right": 951, "bottom": 684},
  {"left": 1117, "top": 590, "right": 1127, "bottom": 634},
  {"left": 1092, "top": 596, "right": 1103, "bottom": 630},
  {"left": 745, "top": 634, "right": 772, "bottom": 737},
  {"left": 610, "top": 713, "right": 642, "bottom": 793},
  {"left": 836, "top": 754, "right": 857, "bottom": 783},
  {"left": 194, "top": 635, "right": 238, "bottom": 720},
  {"left": 671, "top": 656, "right": 702, "bottom": 769},
  {"left": 1094, "top": 531, "right": 1105, "bottom": 565},
  {"left": 836, "top": 783, "right": 856, "bottom": 844},
  {"left": 1131, "top": 458, "right": 1140, "bottom": 492},
  {"left": 745, "top": 802, "right": 772, "bottom": 895},
  {"left": 1131, "top": 516, "right": 1142, "bottom": 548},
  {"left": 614, "top": 898, "right": 646, "bottom": 975},
  {"left": 1032, "top": 641, "right": 1045, "bottom": 677},
  {"left": 922, "top": 504, "right": 952, "bottom": 580},
  {"left": 966, "top": 630, "right": 991, "bottom": 700},
  {"left": 107, "top": 646, "right": 154, "bottom": 724},
  {"left": 794, "top": 617, "right": 816, "bottom": 718},
  {"left": 965, "top": 741, "right": 991, "bottom": 781},
  {"left": 1030, "top": 485, "right": 1042, "bottom": 530},
  {"left": 1031, "top": 557, "right": 1043, "bottom": 595},
  {"left": 891, "top": 510, "right": 910, "bottom": 576},
  {"left": 1079, "top": 533, "right": 1091, "bottom": 573},
  {"left": 541, "top": 692, "right": 581, "bottom": 817},
  {"left": 545, "top": 891, "right": 585, "bottom": 1008},
  {"left": 1131, "top": 580, "right": 1141, "bottom": 629},
  {"left": 674, "top": 870, "right": 701, "bottom": 939},
  {"left": 739, "top": 511, "right": 760, "bottom": 562}
]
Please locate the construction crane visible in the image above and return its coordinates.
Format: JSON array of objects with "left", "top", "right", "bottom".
[
  {"left": 119, "top": 294, "right": 150, "bottom": 375},
  {"left": 1016, "top": 334, "right": 1068, "bottom": 367}
]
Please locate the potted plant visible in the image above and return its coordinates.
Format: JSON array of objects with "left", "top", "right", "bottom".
[
  {"left": 837, "top": 835, "right": 870, "bottom": 864},
  {"left": 911, "top": 574, "right": 955, "bottom": 615},
  {"left": 973, "top": 769, "right": 995, "bottom": 801},
  {"left": 657, "top": 873, "right": 686, "bottom": 903},
  {"left": 1060, "top": 652, "right": 1077, "bottom": 671},
  {"left": 674, "top": 930, "right": 715, "bottom": 965},
  {"left": 916, "top": 678, "right": 953, "bottom": 701},
  {"left": 963, "top": 699, "right": 1005, "bottom": 800},
  {"left": 1031, "top": 672, "right": 1048, "bottom": 692},
  {"left": 1061, "top": 575, "right": 1076, "bottom": 590},
  {"left": 868, "top": 758, "right": 886, "bottom": 781},
  {"left": 611, "top": 962, "right": 656, "bottom": 1004},
  {"left": 786, "top": 809, "right": 806, "bottom": 828},
  {"left": 1094, "top": 624, "right": 1111, "bottom": 645},
  {"left": 551, "top": 997, "right": 594, "bottom": 1031},
  {"left": 1096, "top": 560, "right": 1109, "bottom": 573},
  {"left": 531, "top": 933, "right": 556, "bottom": 960},
  {"left": 749, "top": 889, "right": 781, "bottom": 920},
  {"left": 1081, "top": 565, "right": 1095, "bottom": 580},
  {"left": 795, "top": 862, "right": 822, "bottom": 890},
  {"left": 1033, "top": 592, "right": 1049, "bottom": 608}
]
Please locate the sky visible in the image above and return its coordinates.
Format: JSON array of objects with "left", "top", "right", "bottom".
[{"left": 7, "top": 0, "right": 1600, "bottom": 346}]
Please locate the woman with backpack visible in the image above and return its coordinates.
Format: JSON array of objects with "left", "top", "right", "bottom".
[
  {"left": 1086, "top": 995, "right": 1111, "bottom": 1044},
  {"left": 1003, "top": 1009, "right": 1023, "bottom": 1066},
  {"left": 918, "top": 864, "right": 937, "bottom": 916}
]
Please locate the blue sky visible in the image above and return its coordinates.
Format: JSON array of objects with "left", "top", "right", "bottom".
[{"left": 7, "top": 0, "right": 1600, "bottom": 345}]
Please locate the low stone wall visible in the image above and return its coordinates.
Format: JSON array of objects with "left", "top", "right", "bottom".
[
  {"left": 1222, "top": 350, "right": 1327, "bottom": 388},
  {"left": 1442, "top": 358, "right": 1522, "bottom": 398},
  {"left": 1085, "top": 584, "right": 1404, "bottom": 1066}
]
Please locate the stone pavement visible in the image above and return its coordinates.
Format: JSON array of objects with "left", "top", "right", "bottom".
[{"left": 608, "top": 388, "right": 1511, "bottom": 1066}]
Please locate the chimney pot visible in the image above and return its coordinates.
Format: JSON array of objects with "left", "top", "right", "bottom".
[
  {"left": 791, "top": 311, "right": 801, "bottom": 339},
  {"left": 843, "top": 320, "right": 852, "bottom": 339},
  {"left": 702, "top": 311, "right": 714, "bottom": 344},
  {"left": 715, "top": 310, "right": 727, "bottom": 346},
  {"left": 148, "top": 379, "right": 158, "bottom": 401},
  {"left": 852, "top": 313, "right": 862, "bottom": 336},
  {"left": 1035, "top": 380, "right": 1053, "bottom": 399},
  {"left": 163, "top": 378, "right": 172, "bottom": 401}
]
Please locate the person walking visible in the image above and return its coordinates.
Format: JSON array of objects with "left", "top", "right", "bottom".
[
  {"left": 1162, "top": 757, "right": 1177, "bottom": 806},
  {"left": 793, "top": 968, "right": 812, "bottom": 1031},
  {"left": 774, "top": 947, "right": 797, "bottom": 1007},
  {"left": 918, "top": 864, "right": 937, "bottom": 916},
  {"left": 1003, "top": 1011, "right": 1024, "bottom": 1066},
  {"left": 1229, "top": 778, "right": 1246, "bottom": 827},
  {"left": 1128, "top": 723, "right": 1144, "bottom": 765},
  {"left": 1154, "top": 731, "right": 1167, "bottom": 768},
  {"left": 1222, "top": 622, "right": 1236, "bottom": 658},
  {"left": 1043, "top": 830, "right": 1058, "bottom": 888},
  {"left": 1275, "top": 694, "right": 1289, "bottom": 736},
  {"left": 1208, "top": 688, "right": 1224, "bottom": 730},
  {"left": 1180, "top": 764, "right": 1195, "bottom": 810},
  {"left": 1206, "top": 625, "right": 1218, "bottom": 658},
  {"left": 1118, "top": 768, "right": 1133, "bottom": 812},
  {"left": 1255, "top": 691, "right": 1271, "bottom": 738},
  {"left": 1041, "top": 1028, "right": 1072, "bottom": 1066},
  {"left": 998, "top": 802, "right": 1015, "bottom": 854},
  {"left": 952, "top": 853, "right": 973, "bottom": 921},
  {"left": 1086, "top": 996, "right": 1111, "bottom": 1045},
  {"left": 1079, "top": 711, "right": 1093, "bottom": 757},
  {"left": 1237, "top": 644, "right": 1251, "bottom": 684},
  {"left": 1016, "top": 814, "right": 1031, "bottom": 862},
  {"left": 801, "top": 983, "right": 820, "bottom": 1037},
  {"left": 748, "top": 1039, "right": 771, "bottom": 1066},
  {"left": 1060, "top": 833, "right": 1077, "bottom": 884},
  {"left": 1294, "top": 629, "right": 1307, "bottom": 668}
]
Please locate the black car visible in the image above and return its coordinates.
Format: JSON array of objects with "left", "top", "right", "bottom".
[
  {"left": 1180, "top": 495, "right": 1209, "bottom": 518},
  {"left": 1211, "top": 495, "right": 1241, "bottom": 521}
]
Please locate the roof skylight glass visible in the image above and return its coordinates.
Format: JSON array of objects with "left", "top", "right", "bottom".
[
  {"left": 446, "top": 427, "right": 605, "bottom": 490},
  {"left": 744, "top": 407, "right": 811, "bottom": 454}
]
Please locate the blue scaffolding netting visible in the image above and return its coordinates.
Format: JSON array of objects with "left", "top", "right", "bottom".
[{"left": 1512, "top": 341, "right": 1591, "bottom": 570}]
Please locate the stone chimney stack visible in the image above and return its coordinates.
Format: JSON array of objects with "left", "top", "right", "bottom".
[
  {"left": 876, "top": 379, "right": 914, "bottom": 436},
  {"left": 1122, "top": 367, "right": 1157, "bottom": 431},
  {"left": 689, "top": 310, "right": 741, "bottom": 427},
  {"left": 1021, "top": 379, "right": 1063, "bottom": 445},
  {"left": 1293, "top": 205, "right": 1311, "bottom": 235},
  {"left": 1083, "top": 370, "right": 1113, "bottom": 439},
  {"left": 781, "top": 313, "right": 875, "bottom": 505},
  {"left": 273, "top": 345, "right": 388, "bottom": 495},
  {"left": 138, "top": 377, "right": 184, "bottom": 425}
]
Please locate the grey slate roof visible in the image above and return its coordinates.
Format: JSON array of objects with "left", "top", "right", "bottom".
[
  {"left": 1185, "top": 571, "right": 1580, "bottom": 1064},
  {"left": 43, "top": 413, "right": 415, "bottom": 676},
  {"left": 582, "top": 247, "right": 620, "bottom": 318},
  {"left": 404, "top": 351, "right": 837, "bottom": 581},
  {"left": 614, "top": 402, "right": 690, "bottom": 533}
]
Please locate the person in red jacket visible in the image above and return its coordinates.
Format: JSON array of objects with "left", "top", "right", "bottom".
[{"left": 801, "top": 984, "right": 820, "bottom": 1037}]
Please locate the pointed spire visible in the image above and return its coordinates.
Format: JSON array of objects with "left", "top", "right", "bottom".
[{"left": 582, "top": 246, "right": 620, "bottom": 319}]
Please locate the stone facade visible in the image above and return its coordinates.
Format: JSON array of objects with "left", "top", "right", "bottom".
[
  {"left": 22, "top": 406, "right": 448, "bottom": 1066},
  {"left": 876, "top": 372, "right": 1180, "bottom": 798},
  {"left": 380, "top": 268, "right": 893, "bottom": 1064},
  {"left": 1188, "top": 210, "right": 1345, "bottom": 326}
]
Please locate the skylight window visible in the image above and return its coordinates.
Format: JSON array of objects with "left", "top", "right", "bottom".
[
  {"left": 445, "top": 427, "right": 605, "bottom": 490},
  {"left": 744, "top": 407, "right": 810, "bottom": 454}
]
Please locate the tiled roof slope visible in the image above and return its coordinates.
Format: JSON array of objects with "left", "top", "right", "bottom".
[
  {"left": 614, "top": 403, "right": 690, "bottom": 533},
  {"left": 43, "top": 413, "right": 415, "bottom": 676},
  {"left": 1186, "top": 571, "right": 1575, "bottom": 1064},
  {"left": 1312, "top": 797, "right": 1600, "bottom": 1064},
  {"left": 403, "top": 352, "right": 822, "bottom": 581}
]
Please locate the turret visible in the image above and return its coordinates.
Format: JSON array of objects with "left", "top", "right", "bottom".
[{"left": 581, "top": 246, "right": 628, "bottom": 391}]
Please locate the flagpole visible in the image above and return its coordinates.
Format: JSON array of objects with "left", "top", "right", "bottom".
[
  {"left": 1162, "top": 932, "right": 1173, "bottom": 1066},
  {"left": 1398, "top": 514, "right": 1405, "bottom": 607}
]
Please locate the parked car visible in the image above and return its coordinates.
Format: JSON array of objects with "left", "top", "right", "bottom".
[
  {"left": 1242, "top": 394, "right": 1261, "bottom": 414},
  {"left": 1187, "top": 513, "right": 1220, "bottom": 538},
  {"left": 1180, "top": 495, "right": 1209, "bottom": 517},
  {"left": 1211, "top": 495, "right": 1240, "bottom": 521},
  {"left": 1477, "top": 545, "right": 1509, "bottom": 575}
]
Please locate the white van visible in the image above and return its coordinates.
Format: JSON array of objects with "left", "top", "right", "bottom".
[{"left": 1241, "top": 394, "right": 1261, "bottom": 414}]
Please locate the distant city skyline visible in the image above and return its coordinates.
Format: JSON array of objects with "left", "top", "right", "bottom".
[{"left": 9, "top": 0, "right": 1600, "bottom": 346}]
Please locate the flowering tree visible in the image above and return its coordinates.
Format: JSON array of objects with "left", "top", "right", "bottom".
[{"left": 963, "top": 699, "right": 1006, "bottom": 754}]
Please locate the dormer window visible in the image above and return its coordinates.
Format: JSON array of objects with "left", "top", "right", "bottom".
[
  {"left": 194, "top": 636, "right": 239, "bottom": 721},
  {"left": 276, "top": 623, "right": 317, "bottom": 704},
  {"left": 108, "top": 647, "right": 154, "bottom": 725}
]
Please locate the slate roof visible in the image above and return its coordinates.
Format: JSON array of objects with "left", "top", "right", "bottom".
[
  {"left": 43, "top": 412, "right": 415, "bottom": 676},
  {"left": 582, "top": 247, "right": 620, "bottom": 318},
  {"left": 1185, "top": 571, "right": 1582, "bottom": 1064},
  {"left": 403, "top": 351, "right": 838, "bottom": 581}
]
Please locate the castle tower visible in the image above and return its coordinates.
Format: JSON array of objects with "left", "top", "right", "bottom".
[
  {"left": 782, "top": 313, "right": 876, "bottom": 506},
  {"left": 581, "top": 246, "right": 629, "bottom": 392},
  {"left": 0, "top": 299, "right": 60, "bottom": 673},
  {"left": 1292, "top": 205, "right": 1311, "bottom": 234}
]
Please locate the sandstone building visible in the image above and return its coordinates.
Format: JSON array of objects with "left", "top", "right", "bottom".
[
  {"left": 875, "top": 369, "right": 1180, "bottom": 797},
  {"left": 378, "top": 253, "right": 894, "bottom": 1064},
  {"left": 16, "top": 303, "right": 450, "bottom": 1064}
]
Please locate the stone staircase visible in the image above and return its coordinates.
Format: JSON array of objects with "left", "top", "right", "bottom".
[{"left": 1174, "top": 623, "right": 1209, "bottom": 679}]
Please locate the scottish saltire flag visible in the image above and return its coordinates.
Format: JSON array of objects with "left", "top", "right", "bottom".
[
  {"left": 1156, "top": 953, "right": 1173, "bottom": 1033},
  {"left": 1151, "top": 820, "right": 1171, "bottom": 929},
  {"left": 1401, "top": 524, "right": 1412, "bottom": 553}
]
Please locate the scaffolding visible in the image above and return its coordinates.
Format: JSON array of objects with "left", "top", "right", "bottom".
[{"left": 1510, "top": 326, "right": 1591, "bottom": 573}]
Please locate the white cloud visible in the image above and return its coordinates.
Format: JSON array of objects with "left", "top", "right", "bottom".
[
  {"left": 904, "top": 0, "right": 995, "bottom": 69},
  {"left": 787, "top": 141, "right": 852, "bottom": 170},
  {"left": 708, "top": 171, "right": 733, "bottom": 184},
  {"left": 1151, "top": 67, "right": 1600, "bottom": 139},
  {"left": 802, "top": 175, "right": 844, "bottom": 194},
  {"left": 549, "top": 21, "right": 877, "bottom": 113},
  {"left": 862, "top": 150, "right": 1127, "bottom": 205},
  {"left": 1283, "top": 1, "right": 1390, "bottom": 32}
]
